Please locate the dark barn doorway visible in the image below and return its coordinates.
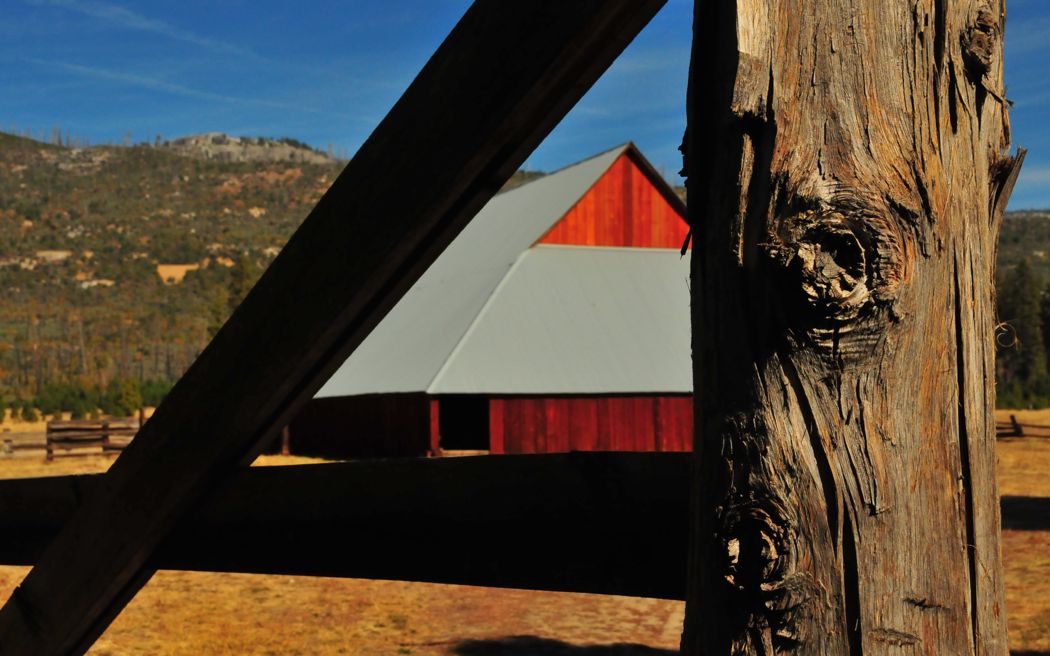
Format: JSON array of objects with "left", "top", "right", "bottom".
[{"left": 438, "top": 395, "right": 490, "bottom": 451}]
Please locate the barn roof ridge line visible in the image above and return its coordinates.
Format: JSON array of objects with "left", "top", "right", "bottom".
[
  {"left": 425, "top": 245, "right": 691, "bottom": 395},
  {"left": 489, "top": 143, "right": 630, "bottom": 205},
  {"left": 426, "top": 247, "right": 532, "bottom": 394},
  {"left": 502, "top": 141, "right": 633, "bottom": 195}
]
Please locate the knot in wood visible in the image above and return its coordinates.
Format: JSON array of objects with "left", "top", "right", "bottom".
[
  {"left": 718, "top": 501, "right": 811, "bottom": 650},
  {"left": 962, "top": 7, "right": 998, "bottom": 79},
  {"left": 788, "top": 219, "right": 870, "bottom": 324},
  {"left": 722, "top": 504, "right": 787, "bottom": 593}
]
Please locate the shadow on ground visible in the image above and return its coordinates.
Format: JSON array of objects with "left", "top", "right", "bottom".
[
  {"left": 453, "top": 636, "right": 676, "bottom": 655},
  {"left": 1001, "top": 496, "right": 1050, "bottom": 531},
  {"left": 452, "top": 641, "right": 1048, "bottom": 656}
]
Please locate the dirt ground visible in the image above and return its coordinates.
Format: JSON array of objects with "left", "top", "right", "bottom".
[{"left": 0, "top": 412, "right": 1046, "bottom": 654}]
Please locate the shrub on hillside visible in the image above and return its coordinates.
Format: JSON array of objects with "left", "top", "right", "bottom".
[
  {"left": 101, "top": 378, "right": 142, "bottom": 417},
  {"left": 140, "top": 379, "right": 171, "bottom": 408}
]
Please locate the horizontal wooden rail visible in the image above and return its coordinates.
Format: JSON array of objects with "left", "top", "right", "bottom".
[
  {"left": 48, "top": 421, "right": 138, "bottom": 431},
  {"left": 0, "top": 453, "right": 690, "bottom": 600},
  {"left": 995, "top": 414, "right": 1050, "bottom": 438},
  {"left": 46, "top": 430, "right": 136, "bottom": 441},
  {"left": 46, "top": 419, "right": 140, "bottom": 460},
  {"left": 0, "top": 433, "right": 47, "bottom": 441}
]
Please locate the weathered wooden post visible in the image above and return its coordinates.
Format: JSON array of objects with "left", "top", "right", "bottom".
[
  {"left": 683, "top": 0, "right": 1023, "bottom": 653},
  {"left": 1009, "top": 413, "right": 1023, "bottom": 437}
]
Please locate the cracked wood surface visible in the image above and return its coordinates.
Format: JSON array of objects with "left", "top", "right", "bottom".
[
  {"left": 682, "top": 0, "right": 1022, "bottom": 654},
  {"left": 0, "top": 1, "right": 667, "bottom": 653}
]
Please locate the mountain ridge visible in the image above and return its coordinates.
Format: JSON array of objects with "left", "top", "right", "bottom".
[{"left": 160, "top": 132, "right": 338, "bottom": 165}]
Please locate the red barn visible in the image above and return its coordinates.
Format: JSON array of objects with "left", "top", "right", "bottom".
[{"left": 289, "top": 143, "right": 693, "bottom": 457}]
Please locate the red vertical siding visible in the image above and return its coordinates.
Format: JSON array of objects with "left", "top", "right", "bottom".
[
  {"left": 571, "top": 399, "right": 599, "bottom": 451},
  {"left": 428, "top": 398, "right": 441, "bottom": 456},
  {"left": 655, "top": 396, "right": 693, "bottom": 452},
  {"left": 537, "top": 152, "right": 689, "bottom": 249},
  {"left": 488, "top": 400, "right": 505, "bottom": 453},
  {"left": 488, "top": 395, "right": 692, "bottom": 454}
]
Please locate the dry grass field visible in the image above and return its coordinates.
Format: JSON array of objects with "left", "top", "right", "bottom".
[
  {"left": 0, "top": 412, "right": 1046, "bottom": 654},
  {"left": 998, "top": 410, "right": 1050, "bottom": 654}
]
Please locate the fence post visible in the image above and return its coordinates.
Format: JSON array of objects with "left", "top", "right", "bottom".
[{"left": 1011, "top": 414, "right": 1024, "bottom": 437}]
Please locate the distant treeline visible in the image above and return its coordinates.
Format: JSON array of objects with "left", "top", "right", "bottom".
[
  {"left": 0, "top": 253, "right": 260, "bottom": 419},
  {"left": 996, "top": 259, "right": 1050, "bottom": 407},
  {"left": 2, "top": 378, "right": 170, "bottom": 423}
]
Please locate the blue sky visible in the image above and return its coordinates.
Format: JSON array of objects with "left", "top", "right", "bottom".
[{"left": 0, "top": 0, "right": 1047, "bottom": 207}]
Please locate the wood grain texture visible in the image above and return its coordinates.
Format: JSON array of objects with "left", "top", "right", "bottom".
[
  {"left": 0, "top": 2, "right": 667, "bottom": 653},
  {"left": 538, "top": 151, "right": 690, "bottom": 249},
  {"left": 683, "top": 0, "right": 1022, "bottom": 654},
  {"left": 0, "top": 454, "right": 691, "bottom": 600},
  {"left": 489, "top": 395, "right": 693, "bottom": 453}
]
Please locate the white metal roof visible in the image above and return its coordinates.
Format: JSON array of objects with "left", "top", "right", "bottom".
[
  {"left": 315, "top": 144, "right": 631, "bottom": 397},
  {"left": 428, "top": 245, "right": 691, "bottom": 394}
]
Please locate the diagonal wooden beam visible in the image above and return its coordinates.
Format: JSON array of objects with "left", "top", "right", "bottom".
[
  {"left": 0, "top": 2, "right": 666, "bottom": 652},
  {"left": 0, "top": 454, "right": 691, "bottom": 600}
]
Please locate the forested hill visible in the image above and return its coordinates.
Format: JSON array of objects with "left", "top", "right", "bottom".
[
  {"left": 998, "top": 210, "right": 1050, "bottom": 280},
  {"left": 995, "top": 210, "right": 1050, "bottom": 407},
  {"left": 0, "top": 130, "right": 1046, "bottom": 414}
]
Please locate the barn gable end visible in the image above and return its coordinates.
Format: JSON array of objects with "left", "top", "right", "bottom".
[{"left": 537, "top": 147, "right": 688, "bottom": 249}]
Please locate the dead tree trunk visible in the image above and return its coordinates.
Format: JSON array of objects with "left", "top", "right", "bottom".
[{"left": 682, "top": 0, "right": 1023, "bottom": 654}]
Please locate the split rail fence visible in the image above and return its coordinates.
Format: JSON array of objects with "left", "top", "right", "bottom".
[
  {"left": 0, "top": 432, "right": 42, "bottom": 456},
  {"left": 0, "top": 417, "right": 142, "bottom": 459},
  {"left": 996, "top": 414, "right": 1050, "bottom": 438},
  {"left": 45, "top": 418, "right": 140, "bottom": 460},
  {"left": 997, "top": 415, "right": 1023, "bottom": 437}
]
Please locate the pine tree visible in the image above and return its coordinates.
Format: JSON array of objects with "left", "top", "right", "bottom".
[
  {"left": 102, "top": 378, "right": 141, "bottom": 417},
  {"left": 997, "top": 260, "right": 1047, "bottom": 394}
]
